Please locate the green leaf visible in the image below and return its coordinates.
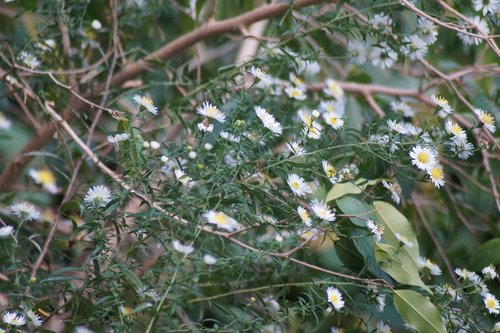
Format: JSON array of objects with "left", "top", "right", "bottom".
[
  {"left": 373, "top": 201, "right": 429, "bottom": 292},
  {"left": 469, "top": 238, "right": 500, "bottom": 271},
  {"left": 375, "top": 244, "right": 429, "bottom": 293},
  {"left": 326, "top": 178, "right": 378, "bottom": 203},
  {"left": 394, "top": 290, "right": 447, "bottom": 333},
  {"left": 373, "top": 201, "right": 419, "bottom": 264},
  {"left": 336, "top": 197, "right": 393, "bottom": 280}
]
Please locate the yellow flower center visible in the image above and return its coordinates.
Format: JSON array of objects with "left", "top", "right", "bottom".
[
  {"left": 121, "top": 306, "right": 133, "bottom": 316},
  {"left": 141, "top": 96, "right": 153, "bottom": 106},
  {"left": 430, "top": 167, "right": 443, "bottom": 179},
  {"left": 326, "top": 166, "right": 336, "bottom": 178},
  {"left": 291, "top": 181, "right": 300, "bottom": 189},
  {"left": 206, "top": 107, "right": 219, "bottom": 117},
  {"left": 481, "top": 113, "right": 493, "bottom": 125},
  {"left": 294, "top": 77, "right": 304, "bottom": 85},
  {"left": 291, "top": 90, "right": 301, "bottom": 98},
  {"left": 450, "top": 125, "right": 462, "bottom": 136},
  {"left": 329, "top": 294, "right": 338, "bottom": 303},
  {"left": 400, "top": 235, "right": 409, "bottom": 243},
  {"left": 436, "top": 96, "right": 448, "bottom": 105},
  {"left": 329, "top": 83, "right": 341, "bottom": 97},
  {"left": 417, "top": 152, "right": 430, "bottom": 163},
  {"left": 214, "top": 213, "right": 228, "bottom": 225},
  {"left": 329, "top": 116, "right": 338, "bottom": 125},
  {"left": 299, "top": 210, "right": 310, "bottom": 220},
  {"left": 487, "top": 298, "right": 496, "bottom": 309},
  {"left": 37, "top": 169, "right": 56, "bottom": 185}
]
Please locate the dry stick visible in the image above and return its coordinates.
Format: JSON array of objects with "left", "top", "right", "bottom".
[
  {"left": 421, "top": 64, "right": 500, "bottom": 91},
  {"left": 411, "top": 193, "right": 459, "bottom": 285},
  {"left": 0, "top": 0, "right": 333, "bottom": 191}
]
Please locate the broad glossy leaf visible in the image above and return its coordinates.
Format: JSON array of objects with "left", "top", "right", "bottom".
[
  {"left": 326, "top": 178, "right": 378, "bottom": 203},
  {"left": 469, "top": 238, "right": 500, "bottom": 271},
  {"left": 394, "top": 290, "right": 447, "bottom": 333}
]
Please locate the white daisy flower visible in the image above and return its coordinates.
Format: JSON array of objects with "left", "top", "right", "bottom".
[
  {"left": 430, "top": 95, "right": 453, "bottom": 117},
  {"left": 387, "top": 119, "right": 408, "bottom": 135},
  {"left": 2, "top": 311, "right": 26, "bottom": 326},
  {"left": 203, "top": 210, "right": 241, "bottom": 231},
  {"left": 322, "top": 160, "right": 336, "bottom": 178},
  {"left": 326, "top": 287, "right": 345, "bottom": 311},
  {"left": 75, "top": 326, "right": 95, "bottom": 333},
  {"left": 287, "top": 174, "right": 312, "bottom": 196},
  {"left": 458, "top": 16, "right": 489, "bottom": 46},
  {"left": 473, "top": 0, "right": 499, "bottom": 15},
  {"left": 370, "top": 13, "right": 393, "bottom": 31},
  {"left": 495, "top": 322, "right": 500, "bottom": 332},
  {"left": 107, "top": 133, "right": 130, "bottom": 144},
  {"left": 285, "top": 86, "right": 307, "bottom": 100},
  {"left": 17, "top": 51, "right": 41, "bottom": 69},
  {"left": 390, "top": 101, "right": 414, "bottom": 117},
  {"left": 84, "top": 185, "right": 112, "bottom": 207},
  {"left": 482, "top": 265, "right": 498, "bottom": 280},
  {"left": 203, "top": 254, "right": 217, "bottom": 265},
  {"left": 366, "top": 219, "right": 384, "bottom": 243},
  {"left": 417, "top": 17, "right": 438, "bottom": 45},
  {"left": 247, "top": 66, "right": 271, "bottom": 85},
  {"left": 119, "top": 305, "right": 133, "bottom": 316},
  {"left": 196, "top": 101, "right": 225, "bottom": 123},
  {"left": 0, "top": 226, "right": 14, "bottom": 237},
  {"left": 376, "top": 321, "right": 392, "bottom": 333},
  {"left": 484, "top": 293, "right": 500, "bottom": 314},
  {"left": 330, "top": 326, "right": 345, "bottom": 333},
  {"left": 448, "top": 137, "right": 474, "bottom": 160},
  {"left": 410, "top": 145, "right": 436, "bottom": 171},
  {"left": 418, "top": 257, "right": 442, "bottom": 276},
  {"left": 371, "top": 42, "right": 398, "bottom": 69},
  {"left": 289, "top": 73, "right": 306, "bottom": 88},
  {"left": 219, "top": 131, "right": 240, "bottom": 143},
  {"left": 427, "top": 164, "right": 445, "bottom": 188},
  {"left": 298, "top": 227, "right": 320, "bottom": 241},
  {"left": 320, "top": 100, "right": 345, "bottom": 117},
  {"left": 310, "top": 199, "right": 336, "bottom": 222},
  {"left": 287, "top": 141, "right": 305, "bottom": 156},
  {"left": 382, "top": 180, "right": 401, "bottom": 204},
  {"left": 197, "top": 120, "right": 214, "bottom": 132},
  {"left": 445, "top": 120, "right": 466, "bottom": 139},
  {"left": 28, "top": 168, "right": 60, "bottom": 194},
  {"left": 323, "top": 112, "right": 344, "bottom": 130},
  {"left": 401, "top": 35, "right": 428, "bottom": 61},
  {"left": 255, "top": 106, "right": 282, "bottom": 135},
  {"left": 172, "top": 240, "right": 194, "bottom": 255},
  {"left": 303, "top": 121, "right": 322, "bottom": 139},
  {"left": 9, "top": 202, "right": 40, "bottom": 221},
  {"left": 474, "top": 108, "right": 496, "bottom": 133},
  {"left": 133, "top": 95, "right": 158, "bottom": 115},
  {"left": 0, "top": 113, "right": 12, "bottom": 130},
  {"left": 376, "top": 293, "right": 386, "bottom": 312},
  {"left": 347, "top": 40, "right": 367, "bottom": 65},
  {"left": 26, "top": 310, "right": 43, "bottom": 327},
  {"left": 323, "top": 79, "right": 344, "bottom": 100},
  {"left": 297, "top": 206, "right": 312, "bottom": 226},
  {"left": 395, "top": 232, "right": 413, "bottom": 247},
  {"left": 174, "top": 169, "right": 193, "bottom": 188}
]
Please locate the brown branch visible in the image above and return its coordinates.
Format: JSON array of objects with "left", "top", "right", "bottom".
[{"left": 0, "top": 0, "right": 332, "bottom": 192}]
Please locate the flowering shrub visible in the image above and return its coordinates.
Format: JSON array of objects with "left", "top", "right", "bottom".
[{"left": 0, "top": 0, "right": 499, "bottom": 332}]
